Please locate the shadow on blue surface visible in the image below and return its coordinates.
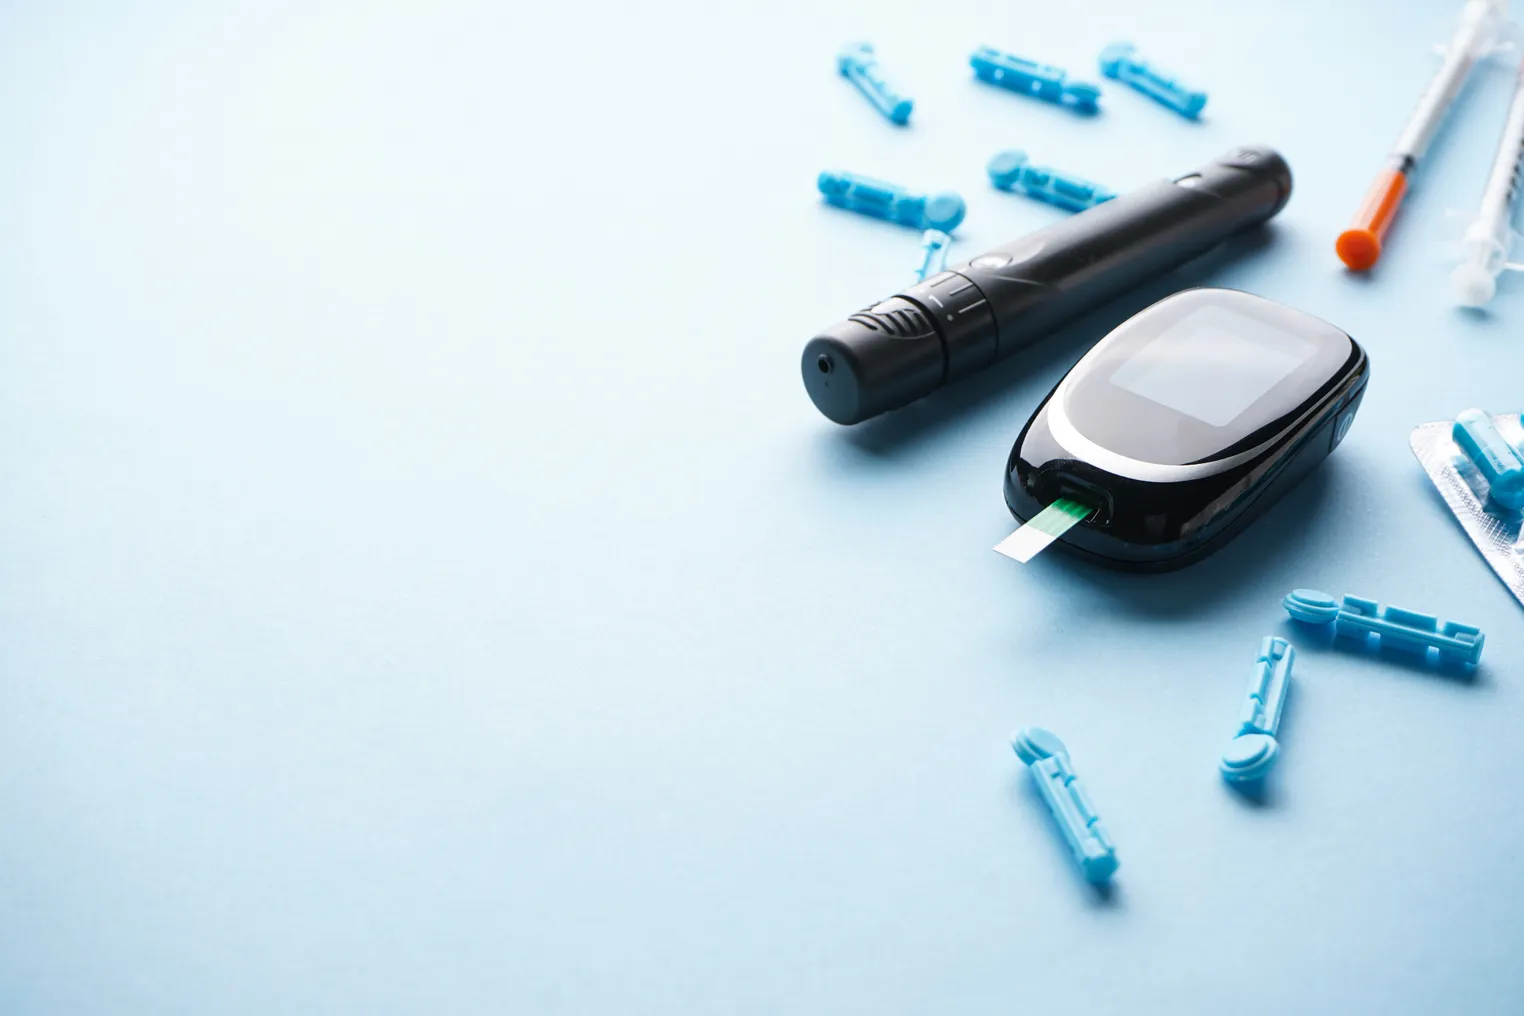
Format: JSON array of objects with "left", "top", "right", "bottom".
[{"left": 1225, "top": 775, "right": 1279, "bottom": 809}]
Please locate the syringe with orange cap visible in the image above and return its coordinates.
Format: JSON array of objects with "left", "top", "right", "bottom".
[{"left": 1336, "top": 0, "right": 1508, "bottom": 272}]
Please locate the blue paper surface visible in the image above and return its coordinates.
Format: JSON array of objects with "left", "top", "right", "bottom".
[{"left": 0, "top": 1, "right": 1521, "bottom": 1013}]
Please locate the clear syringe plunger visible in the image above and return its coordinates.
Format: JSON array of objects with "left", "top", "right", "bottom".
[{"left": 1454, "top": 59, "right": 1524, "bottom": 306}]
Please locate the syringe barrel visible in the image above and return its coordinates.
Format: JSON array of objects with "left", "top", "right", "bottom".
[
  {"left": 1392, "top": 0, "right": 1505, "bottom": 163},
  {"left": 1477, "top": 61, "right": 1524, "bottom": 233}
]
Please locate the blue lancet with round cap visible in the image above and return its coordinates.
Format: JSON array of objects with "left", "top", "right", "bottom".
[{"left": 1010, "top": 727, "right": 1118, "bottom": 884}]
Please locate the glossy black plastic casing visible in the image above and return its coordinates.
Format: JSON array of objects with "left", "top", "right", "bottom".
[
  {"left": 1003, "top": 289, "right": 1370, "bottom": 572},
  {"left": 803, "top": 145, "right": 1294, "bottom": 425}
]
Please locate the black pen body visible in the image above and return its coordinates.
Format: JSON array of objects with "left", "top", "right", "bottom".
[{"left": 803, "top": 146, "right": 1293, "bottom": 425}]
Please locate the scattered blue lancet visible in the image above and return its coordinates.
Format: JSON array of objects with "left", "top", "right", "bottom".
[
  {"left": 1452, "top": 408, "right": 1524, "bottom": 509},
  {"left": 915, "top": 229, "right": 951, "bottom": 281},
  {"left": 1011, "top": 727, "right": 1118, "bottom": 884},
  {"left": 1098, "top": 42, "right": 1207, "bottom": 119},
  {"left": 837, "top": 42, "right": 913, "bottom": 126},
  {"left": 969, "top": 47, "right": 1101, "bottom": 113},
  {"left": 1284, "top": 589, "right": 1485, "bottom": 667},
  {"left": 817, "top": 171, "right": 966, "bottom": 232},
  {"left": 986, "top": 150, "right": 1116, "bottom": 212},
  {"left": 1221, "top": 637, "right": 1295, "bottom": 783}
]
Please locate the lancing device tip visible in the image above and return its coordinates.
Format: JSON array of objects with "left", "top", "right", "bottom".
[{"left": 994, "top": 498, "right": 1092, "bottom": 563}]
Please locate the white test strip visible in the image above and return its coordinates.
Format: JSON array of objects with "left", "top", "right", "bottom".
[{"left": 994, "top": 498, "right": 1093, "bottom": 563}]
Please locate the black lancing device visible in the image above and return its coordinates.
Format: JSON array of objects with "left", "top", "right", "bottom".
[{"left": 803, "top": 145, "right": 1294, "bottom": 425}]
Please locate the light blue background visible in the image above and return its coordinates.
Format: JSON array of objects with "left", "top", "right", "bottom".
[{"left": 1, "top": 1, "right": 1521, "bottom": 1013}]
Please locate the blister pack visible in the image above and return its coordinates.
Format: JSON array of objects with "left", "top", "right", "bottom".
[{"left": 1410, "top": 409, "right": 1524, "bottom": 607}]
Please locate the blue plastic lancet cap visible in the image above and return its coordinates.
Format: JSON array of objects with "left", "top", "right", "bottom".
[
  {"left": 1283, "top": 588, "right": 1340, "bottom": 624},
  {"left": 1097, "top": 41, "right": 1136, "bottom": 77},
  {"left": 923, "top": 192, "right": 967, "bottom": 232},
  {"left": 1453, "top": 408, "right": 1524, "bottom": 509},
  {"left": 986, "top": 150, "right": 1029, "bottom": 190},
  {"left": 1065, "top": 82, "right": 1102, "bottom": 108},
  {"left": 1220, "top": 732, "right": 1279, "bottom": 782},
  {"left": 816, "top": 170, "right": 849, "bottom": 199},
  {"left": 836, "top": 41, "right": 873, "bottom": 72},
  {"left": 1011, "top": 726, "right": 1069, "bottom": 765}
]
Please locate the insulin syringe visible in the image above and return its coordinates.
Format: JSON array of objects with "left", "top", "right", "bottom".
[
  {"left": 1453, "top": 58, "right": 1524, "bottom": 306},
  {"left": 1337, "top": 0, "right": 1507, "bottom": 271}
]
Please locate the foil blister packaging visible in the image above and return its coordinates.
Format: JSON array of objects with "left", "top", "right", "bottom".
[{"left": 1410, "top": 411, "right": 1524, "bottom": 608}]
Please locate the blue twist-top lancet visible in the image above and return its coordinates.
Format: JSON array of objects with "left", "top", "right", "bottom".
[
  {"left": 837, "top": 42, "right": 913, "bottom": 126},
  {"left": 1011, "top": 727, "right": 1118, "bottom": 884},
  {"left": 1452, "top": 408, "right": 1524, "bottom": 509},
  {"left": 1283, "top": 589, "right": 1484, "bottom": 667},
  {"left": 915, "top": 229, "right": 951, "bottom": 281},
  {"left": 986, "top": 150, "right": 1115, "bottom": 212},
  {"left": 817, "top": 171, "right": 966, "bottom": 232},
  {"left": 970, "top": 47, "right": 1101, "bottom": 113},
  {"left": 1098, "top": 42, "right": 1207, "bottom": 119},
  {"left": 1221, "top": 637, "right": 1295, "bottom": 783}
]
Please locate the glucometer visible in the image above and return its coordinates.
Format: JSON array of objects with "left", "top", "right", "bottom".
[{"left": 997, "top": 289, "right": 1369, "bottom": 571}]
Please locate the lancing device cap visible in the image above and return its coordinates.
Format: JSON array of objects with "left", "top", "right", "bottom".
[{"left": 803, "top": 145, "right": 1293, "bottom": 425}]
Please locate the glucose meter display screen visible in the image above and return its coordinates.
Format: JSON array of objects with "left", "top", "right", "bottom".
[{"left": 1108, "top": 306, "right": 1317, "bottom": 427}]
